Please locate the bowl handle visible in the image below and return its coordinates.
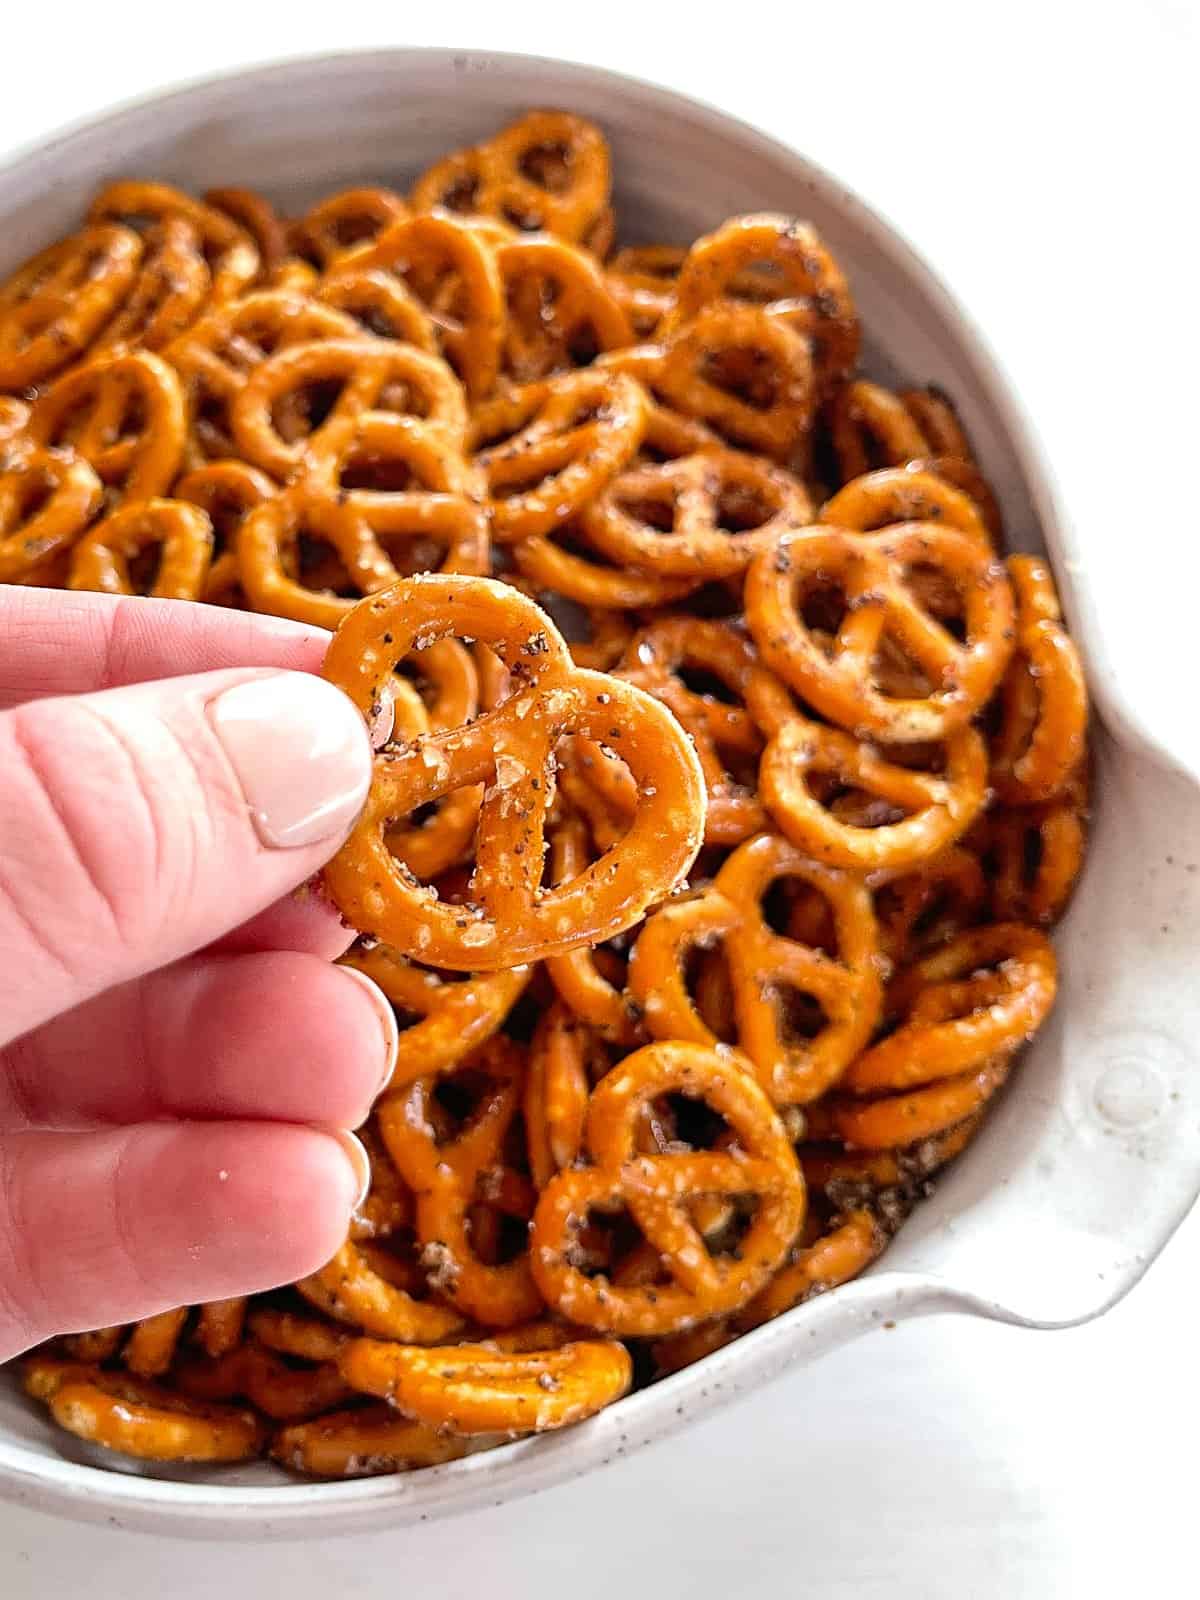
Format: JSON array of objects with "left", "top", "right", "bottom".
[{"left": 878, "top": 729, "right": 1200, "bottom": 1328}]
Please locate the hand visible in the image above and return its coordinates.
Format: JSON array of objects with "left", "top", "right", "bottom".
[{"left": 0, "top": 587, "right": 395, "bottom": 1363}]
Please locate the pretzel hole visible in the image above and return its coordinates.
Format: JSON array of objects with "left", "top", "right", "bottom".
[
  {"left": 517, "top": 142, "right": 574, "bottom": 195},
  {"left": 290, "top": 532, "right": 355, "bottom": 595},
  {"left": 682, "top": 944, "right": 737, "bottom": 1045},
  {"left": 193, "top": 386, "right": 237, "bottom": 458},
  {"left": 872, "top": 636, "right": 934, "bottom": 699},
  {"left": 6, "top": 464, "right": 57, "bottom": 521},
  {"left": 673, "top": 663, "right": 742, "bottom": 706},
  {"left": 715, "top": 481, "right": 778, "bottom": 534},
  {"left": 761, "top": 879, "right": 837, "bottom": 952},
  {"left": 437, "top": 174, "right": 482, "bottom": 214},
  {"left": 799, "top": 579, "right": 848, "bottom": 635},
  {"left": 126, "top": 542, "right": 168, "bottom": 593},
  {"left": 699, "top": 345, "right": 779, "bottom": 412},
  {"left": 773, "top": 985, "right": 831, "bottom": 1046},
  {"left": 904, "top": 561, "right": 966, "bottom": 638}
]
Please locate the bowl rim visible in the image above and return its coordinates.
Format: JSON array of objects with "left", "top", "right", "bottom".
[{"left": 1, "top": 43, "right": 1196, "bottom": 1539}]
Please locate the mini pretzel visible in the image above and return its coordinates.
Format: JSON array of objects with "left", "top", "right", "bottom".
[
  {"left": 177, "top": 1339, "right": 352, "bottom": 1422},
  {"left": 339, "top": 1336, "right": 631, "bottom": 1435},
  {"left": 543, "top": 817, "right": 643, "bottom": 1044},
  {"left": 314, "top": 268, "right": 438, "bottom": 349},
  {"left": 175, "top": 458, "right": 275, "bottom": 604},
  {"left": 165, "top": 289, "right": 361, "bottom": 465},
  {"left": 828, "top": 380, "right": 931, "bottom": 479},
  {"left": 803, "top": 925, "right": 1054, "bottom": 1149},
  {"left": 822, "top": 464, "right": 992, "bottom": 549},
  {"left": 756, "top": 714, "right": 988, "bottom": 873},
  {"left": 629, "top": 832, "right": 882, "bottom": 1105},
  {"left": 973, "top": 777, "right": 1088, "bottom": 927},
  {"left": 531, "top": 1041, "right": 804, "bottom": 1335},
  {"left": 495, "top": 235, "right": 632, "bottom": 382},
  {"left": 410, "top": 111, "right": 611, "bottom": 244},
  {"left": 899, "top": 386, "right": 975, "bottom": 460},
  {"left": 23, "top": 1358, "right": 264, "bottom": 1463},
  {"left": 333, "top": 212, "right": 504, "bottom": 399},
  {"left": 0, "top": 224, "right": 142, "bottom": 388},
  {"left": 196, "top": 1298, "right": 248, "bottom": 1358},
  {"left": 296, "top": 1239, "right": 465, "bottom": 1343},
  {"left": 525, "top": 1001, "right": 601, "bottom": 1187},
  {"left": 340, "top": 939, "right": 530, "bottom": 1090},
  {"left": 581, "top": 441, "right": 811, "bottom": 580},
  {"left": 607, "top": 244, "right": 685, "bottom": 336},
  {"left": 472, "top": 369, "right": 647, "bottom": 543},
  {"left": 29, "top": 348, "right": 186, "bottom": 501},
  {"left": 271, "top": 1404, "right": 470, "bottom": 1477},
  {"left": 662, "top": 214, "right": 860, "bottom": 391},
  {"left": 989, "top": 555, "right": 1087, "bottom": 804},
  {"left": 231, "top": 335, "right": 467, "bottom": 482},
  {"left": 511, "top": 521, "right": 697, "bottom": 611},
  {"left": 745, "top": 524, "right": 1015, "bottom": 742},
  {"left": 0, "top": 442, "right": 103, "bottom": 584},
  {"left": 68, "top": 498, "right": 213, "bottom": 600},
  {"left": 290, "top": 187, "right": 409, "bottom": 267},
  {"left": 89, "top": 180, "right": 259, "bottom": 299},
  {"left": 321, "top": 575, "right": 704, "bottom": 970},
  {"left": 872, "top": 845, "right": 988, "bottom": 966},
  {"left": 91, "top": 217, "right": 211, "bottom": 354},
  {"left": 609, "top": 302, "right": 814, "bottom": 463},
  {"left": 378, "top": 1037, "right": 543, "bottom": 1327},
  {"left": 606, "top": 617, "right": 772, "bottom": 844},
  {"left": 653, "top": 1208, "right": 885, "bottom": 1372},
  {"left": 203, "top": 187, "right": 289, "bottom": 274},
  {"left": 119, "top": 1308, "right": 188, "bottom": 1378}
]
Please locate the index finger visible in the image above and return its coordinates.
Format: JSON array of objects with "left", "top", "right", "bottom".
[{"left": 0, "top": 587, "right": 331, "bottom": 709}]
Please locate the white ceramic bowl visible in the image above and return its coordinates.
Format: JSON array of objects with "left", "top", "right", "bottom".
[{"left": 2, "top": 47, "right": 1199, "bottom": 1541}]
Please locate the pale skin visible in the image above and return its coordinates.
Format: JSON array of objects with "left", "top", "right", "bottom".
[{"left": 0, "top": 587, "right": 399, "bottom": 1363}]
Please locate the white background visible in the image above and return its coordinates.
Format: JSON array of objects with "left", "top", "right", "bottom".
[{"left": 0, "top": 3, "right": 1196, "bottom": 1593}]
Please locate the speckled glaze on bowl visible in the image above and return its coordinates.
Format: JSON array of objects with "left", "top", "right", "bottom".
[{"left": 1, "top": 47, "right": 1198, "bottom": 1541}]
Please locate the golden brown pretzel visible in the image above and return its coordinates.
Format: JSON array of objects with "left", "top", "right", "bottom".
[
  {"left": 745, "top": 523, "right": 1014, "bottom": 742},
  {"left": 472, "top": 369, "right": 647, "bottom": 542},
  {"left": 495, "top": 234, "right": 632, "bottom": 382},
  {"left": 68, "top": 498, "right": 213, "bottom": 600},
  {"left": 91, "top": 217, "right": 211, "bottom": 353},
  {"left": 0, "top": 441, "right": 103, "bottom": 584},
  {"left": 0, "top": 224, "right": 143, "bottom": 388},
  {"left": 530, "top": 1041, "right": 805, "bottom": 1335},
  {"left": 410, "top": 111, "right": 611, "bottom": 244},
  {"left": 89, "top": 180, "right": 259, "bottom": 299},
  {"left": 320, "top": 575, "right": 705, "bottom": 970},
  {"left": 628, "top": 831, "right": 883, "bottom": 1105},
  {"left": 29, "top": 348, "right": 186, "bottom": 500}
]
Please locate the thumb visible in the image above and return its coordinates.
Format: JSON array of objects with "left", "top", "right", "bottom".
[{"left": 0, "top": 668, "right": 371, "bottom": 1045}]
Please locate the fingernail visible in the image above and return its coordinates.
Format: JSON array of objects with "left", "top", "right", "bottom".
[
  {"left": 338, "top": 966, "right": 400, "bottom": 1097},
  {"left": 209, "top": 673, "right": 372, "bottom": 849},
  {"left": 328, "top": 1129, "right": 372, "bottom": 1215}
]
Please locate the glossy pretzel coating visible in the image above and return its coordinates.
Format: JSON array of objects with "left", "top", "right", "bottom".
[
  {"left": 756, "top": 714, "right": 989, "bottom": 874},
  {"left": 745, "top": 524, "right": 1015, "bottom": 742},
  {"left": 0, "top": 224, "right": 143, "bottom": 388},
  {"left": 320, "top": 576, "right": 705, "bottom": 970},
  {"left": 291, "top": 187, "right": 409, "bottom": 267},
  {"left": 296, "top": 1239, "right": 465, "bottom": 1343},
  {"left": 334, "top": 211, "right": 504, "bottom": 399},
  {"left": 990, "top": 555, "right": 1087, "bottom": 804},
  {"left": 531, "top": 1041, "right": 805, "bottom": 1335},
  {"left": 204, "top": 188, "right": 289, "bottom": 274},
  {"left": 237, "top": 413, "right": 488, "bottom": 628},
  {"left": 582, "top": 441, "right": 811, "bottom": 579},
  {"left": 339, "top": 1337, "right": 632, "bottom": 1435},
  {"left": 23, "top": 1358, "right": 264, "bottom": 1463},
  {"left": 976, "top": 778, "right": 1088, "bottom": 927},
  {"left": 378, "top": 1037, "right": 543, "bottom": 1327},
  {"left": 472, "top": 369, "right": 647, "bottom": 542},
  {"left": 88, "top": 180, "right": 259, "bottom": 300},
  {"left": 340, "top": 939, "right": 531, "bottom": 1090},
  {"left": 609, "top": 617, "right": 771, "bottom": 844},
  {"left": 495, "top": 235, "right": 632, "bottom": 382},
  {"left": 231, "top": 336, "right": 467, "bottom": 480},
  {"left": 822, "top": 464, "right": 992, "bottom": 549},
  {"left": 271, "top": 1406, "right": 470, "bottom": 1478},
  {"left": 629, "top": 832, "right": 883, "bottom": 1105},
  {"left": 29, "top": 348, "right": 186, "bottom": 500},
  {"left": 92, "top": 217, "right": 211, "bottom": 354},
  {"left": 410, "top": 111, "right": 611, "bottom": 244},
  {"left": 68, "top": 498, "right": 213, "bottom": 600},
  {"left": 662, "top": 213, "right": 860, "bottom": 393},
  {"left": 0, "top": 442, "right": 103, "bottom": 584}
]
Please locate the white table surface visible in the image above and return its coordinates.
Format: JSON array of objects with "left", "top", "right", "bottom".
[{"left": 0, "top": 4, "right": 1196, "bottom": 1594}]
